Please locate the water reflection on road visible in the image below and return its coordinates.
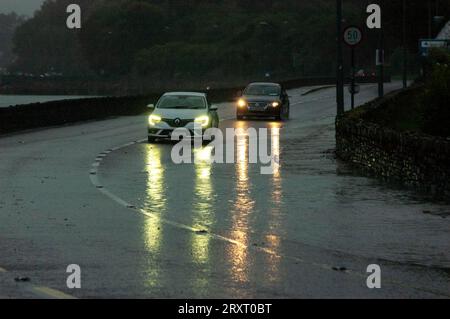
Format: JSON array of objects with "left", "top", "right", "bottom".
[
  {"left": 191, "top": 146, "right": 215, "bottom": 265},
  {"left": 93, "top": 84, "right": 450, "bottom": 297},
  {"left": 143, "top": 146, "right": 166, "bottom": 287},
  {"left": 140, "top": 125, "right": 285, "bottom": 287},
  {"left": 228, "top": 127, "right": 254, "bottom": 283},
  {"left": 266, "top": 126, "right": 282, "bottom": 283}
]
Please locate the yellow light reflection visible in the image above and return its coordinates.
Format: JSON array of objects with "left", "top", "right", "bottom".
[
  {"left": 266, "top": 126, "right": 282, "bottom": 282},
  {"left": 271, "top": 126, "right": 281, "bottom": 179},
  {"left": 143, "top": 146, "right": 166, "bottom": 288},
  {"left": 228, "top": 130, "right": 254, "bottom": 283},
  {"left": 191, "top": 146, "right": 214, "bottom": 265},
  {"left": 144, "top": 146, "right": 166, "bottom": 253}
]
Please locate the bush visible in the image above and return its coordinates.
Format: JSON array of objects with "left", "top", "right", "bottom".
[{"left": 422, "top": 49, "right": 450, "bottom": 137}]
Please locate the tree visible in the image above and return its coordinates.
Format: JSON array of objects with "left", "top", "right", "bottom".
[
  {"left": 0, "top": 13, "right": 26, "bottom": 68},
  {"left": 80, "top": 1, "right": 165, "bottom": 75}
]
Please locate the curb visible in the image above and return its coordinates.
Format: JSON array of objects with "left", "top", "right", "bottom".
[{"left": 301, "top": 85, "right": 336, "bottom": 96}]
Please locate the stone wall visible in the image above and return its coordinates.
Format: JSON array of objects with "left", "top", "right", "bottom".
[
  {"left": 0, "top": 86, "right": 245, "bottom": 135},
  {"left": 0, "top": 95, "right": 155, "bottom": 135},
  {"left": 0, "top": 75, "right": 390, "bottom": 95},
  {"left": 336, "top": 89, "right": 450, "bottom": 199}
]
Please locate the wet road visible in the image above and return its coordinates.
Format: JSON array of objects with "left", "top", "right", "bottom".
[{"left": 1, "top": 84, "right": 449, "bottom": 298}]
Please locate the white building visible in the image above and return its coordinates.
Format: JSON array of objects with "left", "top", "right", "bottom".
[{"left": 436, "top": 21, "right": 450, "bottom": 40}]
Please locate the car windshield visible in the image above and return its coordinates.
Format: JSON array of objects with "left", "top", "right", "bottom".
[
  {"left": 157, "top": 95, "right": 206, "bottom": 109},
  {"left": 244, "top": 84, "right": 281, "bottom": 96}
]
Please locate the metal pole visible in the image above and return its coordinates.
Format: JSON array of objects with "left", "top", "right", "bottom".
[
  {"left": 336, "top": 0, "right": 344, "bottom": 116},
  {"left": 351, "top": 47, "right": 355, "bottom": 109},
  {"left": 402, "top": 0, "right": 407, "bottom": 89},
  {"left": 377, "top": 31, "right": 384, "bottom": 97},
  {"left": 428, "top": 0, "right": 432, "bottom": 38}
]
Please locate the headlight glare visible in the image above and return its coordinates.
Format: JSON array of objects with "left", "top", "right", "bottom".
[
  {"left": 272, "top": 101, "right": 280, "bottom": 108},
  {"left": 149, "top": 114, "right": 162, "bottom": 126},
  {"left": 194, "top": 115, "right": 210, "bottom": 128},
  {"left": 237, "top": 99, "right": 247, "bottom": 108}
]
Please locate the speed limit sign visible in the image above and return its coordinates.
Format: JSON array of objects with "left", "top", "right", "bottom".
[{"left": 343, "top": 26, "right": 363, "bottom": 47}]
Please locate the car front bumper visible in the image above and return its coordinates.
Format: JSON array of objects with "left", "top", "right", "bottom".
[
  {"left": 237, "top": 105, "right": 280, "bottom": 117},
  {"left": 148, "top": 126, "right": 209, "bottom": 139}
]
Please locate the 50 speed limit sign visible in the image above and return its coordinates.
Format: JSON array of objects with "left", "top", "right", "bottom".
[{"left": 343, "top": 26, "right": 363, "bottom": 47}]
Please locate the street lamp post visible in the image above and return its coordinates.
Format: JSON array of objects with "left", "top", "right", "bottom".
[{"left": 336, "top": 0, "right": 344, "bottom": 116}]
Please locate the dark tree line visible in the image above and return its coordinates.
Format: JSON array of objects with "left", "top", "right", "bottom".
[
  {"left": 7, "top": 0, "right": 450, "bottom": 84},
  {"left": 0, "top": 13, "right": 26, "bottom": 68}
]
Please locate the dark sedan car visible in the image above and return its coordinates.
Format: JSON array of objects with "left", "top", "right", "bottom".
[{"left": 236, "top": 82, "right": 290, "bottom": 121}]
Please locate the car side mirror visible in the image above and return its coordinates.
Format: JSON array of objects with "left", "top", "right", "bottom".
[
  {"left": 147, "top": 104, "right": 155, "bottom": 109},
  {"left": 210, "top": 105, "right": 218, "bottom": 111}
]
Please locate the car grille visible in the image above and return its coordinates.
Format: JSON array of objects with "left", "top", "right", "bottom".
[
  {"left": 247, "top": 101, "right": 269, "bottom": 108},
  {"left": 162, "top": 118, "right": 194, "bottom": 127}
]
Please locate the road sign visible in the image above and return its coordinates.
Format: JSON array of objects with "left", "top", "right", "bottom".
[
  {"left": 419, "top": 39, "right": 449, "bottom": 57},
  {"left": 343, "top": 26, "right": 363, "bottom": 47}
]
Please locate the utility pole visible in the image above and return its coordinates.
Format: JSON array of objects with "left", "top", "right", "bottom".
[
  {"left": 402, "top": 0, "right": 407, "bottom": 89},
  {"left": 351, "top": 47, "right": 355, "bottom": 109},
  {"left": 428, "top": 0, "right": 432, "bottom": 38},
  {"left": 377, "top": 27, "right": 384, "bottom": 97},
  {"left": 336, "top": 0, "right": 344, "bottom": 116}
]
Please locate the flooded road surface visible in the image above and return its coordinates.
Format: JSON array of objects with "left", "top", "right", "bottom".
[{"left": 0, "top": 84, "right": 449, "bottom": 298}]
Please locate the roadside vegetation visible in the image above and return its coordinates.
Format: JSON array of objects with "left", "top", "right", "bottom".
[
  {"left": 0, "top": 13, "right": 25, "bottom": 69},
  {"left": 357, "top": 48, "right": 450, "bottom": 138},
  {"left": 4, "top": 0, "right": 449, "bottom": 88}
]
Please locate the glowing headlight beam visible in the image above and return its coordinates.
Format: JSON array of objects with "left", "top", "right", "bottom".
[
  {"left": 237, "top": 99, "right": 247, "bottom": 108},
  {"left": 194, "top": 115, "right": 210, "bottom": 128},
  {"left": 149, "top": 114, "right": 162, "bottom": 126}
]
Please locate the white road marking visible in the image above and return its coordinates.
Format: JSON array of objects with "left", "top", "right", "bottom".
[
  {"left": 0, "top": 266, "right": 76, "bottom": 299},
  {"left": 29, "top": 286, "right": 77, "bottom": 300}
]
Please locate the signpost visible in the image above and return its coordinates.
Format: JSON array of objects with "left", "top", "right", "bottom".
[
  {"left": 419, "top": 39, "right": 449, "bottom": 78},
  {"left": 419, "top": 39, "right": 449, "bottom": 57},
  {"left": 336, "top": 0, "right": 344, "bottom": 117},
  {"left": 343, "top": 26, "right": 363, "bottom": 110}
]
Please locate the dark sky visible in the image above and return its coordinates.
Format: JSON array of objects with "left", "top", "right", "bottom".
[{"left": 0, "top": 0, "right": 45, "bottom": 16}]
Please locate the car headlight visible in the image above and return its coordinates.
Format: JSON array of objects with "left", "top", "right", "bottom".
[
  {"left": 194, "top": 115, "right": 210, "bottom": 128},
  {"left": 272, "top": 101, "right": 280, "bottom": 108},
  {"left": 237, "top": 99, "right": 247, "bottom": 108},
  {"left": 149, "top": 114, "right": 162, "bottom": 126}
]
